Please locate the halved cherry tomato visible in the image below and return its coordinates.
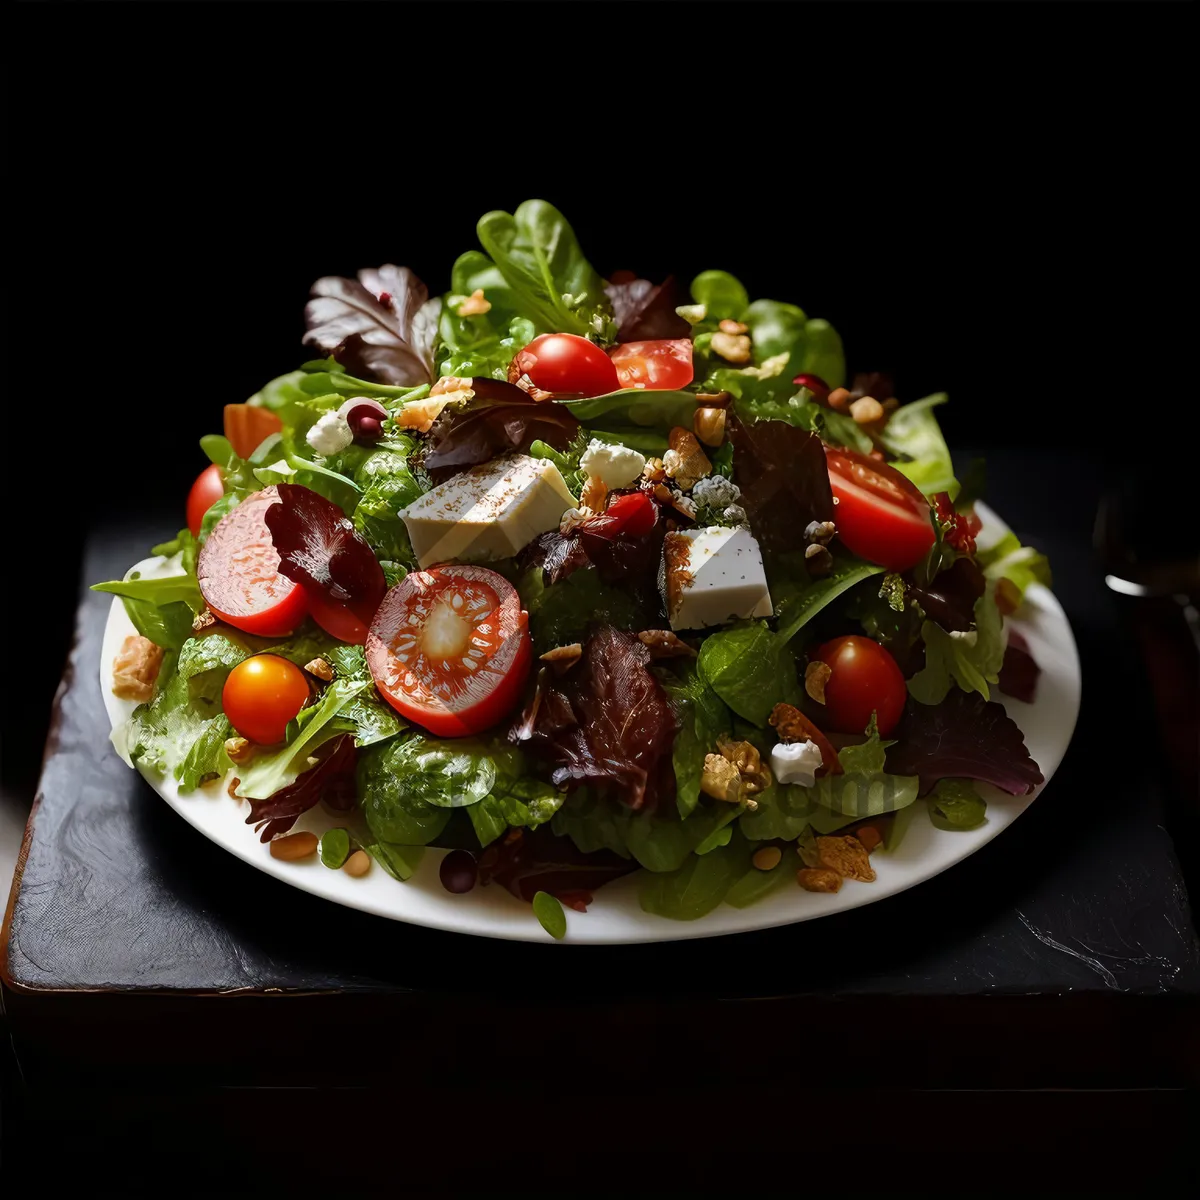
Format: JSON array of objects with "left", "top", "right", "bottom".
[
  {"left": 590, "top": 491, "right": 657, "bottom": 539},
  {"left": 824, "top": 446, "right": 935, "bottom": 572},
  {"left": 609, "top": 339, "right": 694, "bottom": 390},
  {"left": 224, "top": 403, "right": 283, "bottom": 460},
  {"left": 812, "top": 635, "right": 907, "bottom": 738},
  {"left": 186, "top": 464, "right": 225, "bottom": 537},
  {"left": 511, "top": 333, "right": 619, "bottom": 397},
  {"left": 366, "top": 565, "right": 531, "bottom": 738},
  {"left": 222, "top": 654, "right": 312, "bottom": 745},
  {"left": 197, "top": 487, "right": 308, "bottom": 637},
  {"left": 306, "top": 588, "right": 382, "bottom": 647}
]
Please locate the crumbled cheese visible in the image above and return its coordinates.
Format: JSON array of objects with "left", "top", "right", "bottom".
[
  {"left": 306, "top": 411, "right": 354, "bottom": 455},
  {"left": 770, "top": 739, "right": 824, "bottom": 788},
  {"left": 692, "top": 475, "right": 741, "bottom": 510},
  {"left": 579, "top": 439, "right": 646, "bottom": 489}
]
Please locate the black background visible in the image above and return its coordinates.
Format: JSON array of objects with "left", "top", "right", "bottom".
[{"left": 8, "top": 0, "right": 1191, "bottom": 824}]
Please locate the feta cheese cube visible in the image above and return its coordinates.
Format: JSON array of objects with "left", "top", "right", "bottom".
[
  {"left": 400, "top": 453, "right": 575, "bottom": 568},
  {"left": 306, "top": 411, "right": 354, "bottom": 456},
  {"left": 579, "top": 439, "right": 646, "bottom": 488},
  {"left": 663, "top": 526, "right": 773, "bottom": 631},
  {"left": 770, "top": 739, "right": 824, "bottom": 788}
]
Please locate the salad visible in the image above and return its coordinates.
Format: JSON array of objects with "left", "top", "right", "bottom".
[{"left": 96, "top": 199, "right": 1052, "bottom": 938}]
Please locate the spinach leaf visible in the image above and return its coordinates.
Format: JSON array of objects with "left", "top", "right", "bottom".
[
  {"left": 809, "top": 719, "right": 920, "bottom": 820},
  {"left": 637, "top": 833, "right": 747, "bottom": 920},
  {"left": 928, "top": 779, "right": 988, "bottom": 830},
  {"left": 519, "top": 564, "right": 646, "bottom": 655},
  {"left": 368, "top": 841, "right": 425, "bottom": 881},
  {"left": 532, "top": 891, "right": 567, "bottom": 939},
  {"left": 477, "top": 200, "right": 610, "bottom": 337},
  {"left": 725, "top": 844, "right": 800, "bottom": 908},
  {"left": 698, "top": 621, "right": 800, "bottom": 727},
  {"left": 624, "top": 800, "right": 741, "bottom": 873},
  {"left": 658, "top": 660, "right": 732, "bottom": 819},
  {"left": 775, "top": 559, "right": 886, "bottom": 644},
  {"left": 690, "top": 270, "right": 749, "bottom": 321},
  {"left": 557, "top": 388, "right": 698, "bottom": 431}
]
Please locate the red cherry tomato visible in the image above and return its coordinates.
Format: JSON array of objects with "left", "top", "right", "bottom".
[
  {"left": 222, "top": 654, "right": 312, "bottom": 745},
  {"left": 812, "top": 636, "right": 908, "bottom": 738},
  {"left": 305, "top": 587, "right": 383, "bottom": 647},
  {"left": 197, "top": 487, "right": 308, "bottom": 637},
  {"left": 366, "top": 565, "right": 532, "bottom": 738},
  {"left": 609, "top": 338, "right": 694, "bottom": 390},
  {"left": 186, "top": 464, "right": 225, "bottom": 537},
  {"left": 590, "top": 491, "right": 657, "bottom": 539},
  {"left": 824, "top": 447, "right": 936, "bottom": 572},
  {"left": 511, "top": 333, "right": 620, "bottom": 397}
]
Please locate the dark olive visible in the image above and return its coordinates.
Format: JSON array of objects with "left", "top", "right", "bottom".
[
  {"left": 355, "top": 416, "right": 382, "bottom": 441},
  {"left": 439, "top": 849, "right": 478, "bottom": 894}
]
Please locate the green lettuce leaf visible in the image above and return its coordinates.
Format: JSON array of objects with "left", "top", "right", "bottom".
[
  {"left": 658, "top": 660, "right": 732, "bottom": 819},
  {"left": 879, "top": 393, "right": 958, "bottom": 497},
  {"left": 774, "top": 559, "right": 886, "bottom": 644},
  {"left": 557, "top": 388, "right": 698, "bottom": 431},
  {"left": 690, "top": 270, "right": 749, "bottom": 320},
  {"left": 976, "top": 531, "right": 1052, "bottom": 601},
  {"left": 809, "top": 718, "right": 920, "bottom": 820},
  {"left": 697, "top": 621, "right": 801, "bottom": 727},
  {"left": 928, "top": 779, "right": 988, "bottom": 830},
  {"left": 908, "top": 585, "right": 1006, "bottom": 705}
]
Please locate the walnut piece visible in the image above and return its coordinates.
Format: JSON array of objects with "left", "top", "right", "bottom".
[
  {"left": 850, "top": 395, "right": 885, "bottom": 425},
  {"left": 816, "top": 835, "right": 877, "bottom": 883},
  {"left": 112, "top": 635, "right": 164, "bottom": 702},
  {"left": 770, "top": 702, "right": 813, "bottom": 744},
  {"left": 224, "top": 736, "right": 255, "bottom": 765},
  {"left": 805, "top": 661, "right": 832, "bottom": 704},
  {"left": 693, "top": 405, "right": 727, "bottom": 448},
  {"left": 716, "top": 734, "right": 773, "bottom": 795},
  {"left": 664, "top": 427, "right": 711, "bottom": 490},
  {"left": 798, "top": 868, "right": 842, "bottom": 893},
  {"left": 579, "top": 475, "right": 609, "bottom": 513},
  {"left": 701, "top": 754, "right": 744, "bottom": 806},
  {"left": 192, "top": 608, "right": 217, "bottom": 634},
  {"left": 718, "top": 319, "right": 749, "bottom": 335},
  {"left": 637, "top": 629, "right": 697, "bottom": 659},
  {"left": 455, "top": 288, "right": 491, "bottom": 317},
  {"left": 711, "top": 331, "right": 752, "bottom": 364},
  {"left": 304, "top": 657, "right": 334, "bottom": 682},
  {"left": 827, "top": 387, "right": 851, "bottom": 412}
]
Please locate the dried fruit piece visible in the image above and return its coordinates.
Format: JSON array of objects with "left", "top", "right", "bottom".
[
  {"left": 805, "top": 660, "right": 832, "bottom": 704},
  {"left": 111, "top": 635, "right": 164, "bottom": 703},
  {"left": 855, "top": 824, "right": 883, "bottom": 854}
]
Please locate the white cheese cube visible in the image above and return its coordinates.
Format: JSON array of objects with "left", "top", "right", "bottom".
[
  {"left": 771, "top": 739, "right": 824, "bottom": 788},
  {"left": 579, "top": 438, "right": 646, "bottom": 488},
  {"left": 663, "top": 526, "right": 773, "bottom": 631},
  {"left": 401, "top": 453, "right": 575, "bottom": 568}
]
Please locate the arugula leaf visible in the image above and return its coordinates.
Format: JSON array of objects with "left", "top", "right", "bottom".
[
  {"left": 908, "top": 585, "right": 1006, "bottom": 705},
  {"left": 880, "top": 393, "right": 958, "bottom": 497},
  {"left": 698, "top": 620, "right": 800, "bottom": 728},
  {"left": 477, "top": 200, "right": 610, "bottom": 337},
  {"left": 658, "top": 660, "right": 732, "bottom": 819},
  {"left": 928, "top": 779, "right": 988, "bottom": 830}
]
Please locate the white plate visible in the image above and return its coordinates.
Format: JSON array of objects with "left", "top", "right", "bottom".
[{"left": 99, "top": 503, "right": 1080, "bottom": 944}]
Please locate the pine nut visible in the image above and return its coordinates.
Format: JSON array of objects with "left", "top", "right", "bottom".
[
  {"left": 269, "top": 832, "right": 319, "bottom": 861},
  {"left": 343, "top": 849, "right": 371, "bottom": 877},
  {"left": 752, "top": 846, "right": 782, "bottom": 871}
]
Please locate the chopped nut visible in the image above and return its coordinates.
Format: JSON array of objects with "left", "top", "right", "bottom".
[
  {"left": 192, "top": 608, "right": 217, "bottom": 634},
  {"left": 430, "top": 375, "right": 468, "bottom": 397},
  {"left": 540, "top": 643, "right": 583, "bottom": 674},
  {"left": 224, "top": 736, "right": 255, "bottom": 765},
  {"left": 805, "top": 660, "right": 832, "bottom": 704},
  {"left": 855, "top": 825, "right": 883, "bottom": 854},
  {"left": 579, "top": 474, "right": 609, "bottom": 512},
  {"left": 798, "top": 867, "right": 842, "bottom": 893},
  {"left": 693, "top": 405, "right": 727, "bottom": 447},
  {"left": 642, "top": 457, "right": 667, "bottom": 484},
  {"left": 637, "top": 630, "right": 697, "bottom": 658},
  {"left": 827, "top": 387, "right": 851, "bottom": 412},
  {"left": 716, "top": 735, "right": 773, "bottom": 795},
  {"left": 111, "top": 635, "right": 164, "bottom": 702},
  {"left": 395, "top": 393, "right": 455, "bottom": 433},
  {"left": 695, "top": 390, "right": 733, "bottom": 409},
  {"left": 804, "top": 519, "right": 837, "bottom": 546},
  {"left": 850, "top": 396, "right": 885, "bottom": 425},
  {"left": 228, "top": 776, "right": 241, "bottom": 799},
  {"left": 752, "top": 846, "right": 783, "bottom": 871},
  {"left": 701, "top": 753, "right": 743, "bottom": 805},
  {"left": 304, "top": 657, "right": 334, "bottom": 682},
  {"left": 664, "top": 427, "right": 711, "bottom": 490},
  {"left": 455, "top": 288, "right": 491, "bottom": 317},
  {"left": 804, "top": 543, "right": 834, "bottom": 576},
  {"left": 816, "top": 835, "right": 877, "bottom": 883},
  {"left": 718, "top": 318, "right": 749, "bottom": 335},
  {"left": 711, "top": 331, "right": 752, "bottom": 364}
]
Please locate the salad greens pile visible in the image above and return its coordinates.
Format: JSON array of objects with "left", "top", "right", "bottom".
[{"left": 97, "top": 199, "right": 1051, "bottom": 934}]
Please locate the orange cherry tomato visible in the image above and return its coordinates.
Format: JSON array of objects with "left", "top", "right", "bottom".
[
  {"left": 222, "top": 654, "right": 312, "bottom": 745},
  {"left": 224, "top": 404, "right": 283, "bottom": 460}
]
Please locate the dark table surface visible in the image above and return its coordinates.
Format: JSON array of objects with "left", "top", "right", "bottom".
[{"left": 4, "top": 451, "right": 1199, "bottom": 1088}]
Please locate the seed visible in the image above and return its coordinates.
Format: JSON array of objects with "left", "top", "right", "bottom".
[
  {"left": 269, "top": 832, "right": 319, "bottom": 861},
  {"left": 343, "top": 850, "right": 371, "bottom": 877},
  {"left": 752, "top": 846, "right": 783, "bottom": 871},
  {"left": 439, "top": 849, "right": 478, "bottom": 894}
]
